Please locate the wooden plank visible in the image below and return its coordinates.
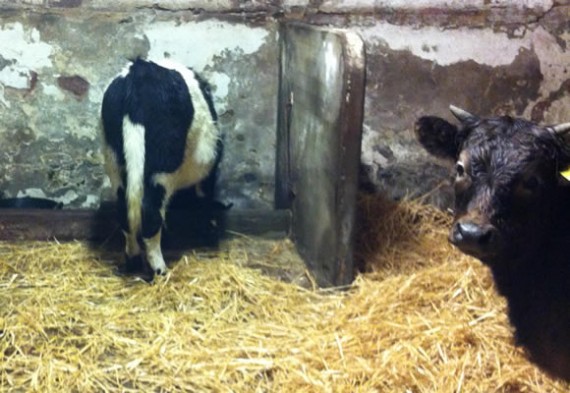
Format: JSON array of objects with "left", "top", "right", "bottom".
[
  {"left": 278, "top": 22, "right": 365, "bottom": 287},
  {"left": 275, "top": 38, "right": 294, "bottom": 209},
  {"left": 0, "top": 208, "right": 291, "bottom": 246}
]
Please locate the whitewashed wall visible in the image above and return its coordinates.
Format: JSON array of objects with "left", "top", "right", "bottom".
[{"left": 0, "top": 0, "right": 567, "bottom": 208}]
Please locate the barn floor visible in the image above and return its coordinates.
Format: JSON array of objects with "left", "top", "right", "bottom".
[{"left": 1, "top": 197, "right": 569, "bottom": 392}]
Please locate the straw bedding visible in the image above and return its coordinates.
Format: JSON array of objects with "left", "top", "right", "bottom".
[{"left": 1, "top": 196, "right": 569, "bottom": 392}]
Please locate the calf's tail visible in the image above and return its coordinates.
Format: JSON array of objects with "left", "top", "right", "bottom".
[
  {"left": 121, "top": 64, "right": 146, "bottom": 240},
  {"left": 122, "top": 116, "right": 145, "bottom": 241}
]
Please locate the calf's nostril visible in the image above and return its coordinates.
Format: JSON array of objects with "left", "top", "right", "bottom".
[
  {"left": 455, "top": 221, "right": 495, "bottom": 246},
  {"left": 457, "top": 222, "right": 480, "bottom": 240}
]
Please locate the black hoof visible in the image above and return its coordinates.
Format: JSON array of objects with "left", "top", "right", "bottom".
[{"left": 154, "top": 268, "right": 167, "bottom": 276}]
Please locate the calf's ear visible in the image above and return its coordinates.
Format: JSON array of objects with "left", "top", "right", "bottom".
[
  {"left": 414, "top": 116, "right": 461, "bottom": 160},
  {"left": 547, "top": 122, "right": 570, "bottom": 185}
]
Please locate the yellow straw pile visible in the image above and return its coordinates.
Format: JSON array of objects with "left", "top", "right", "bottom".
[{"left": 0, "top": 196, "right": 568, "bottom": 392}]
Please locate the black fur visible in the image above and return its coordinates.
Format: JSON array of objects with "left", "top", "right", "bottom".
[
  {"left": 101, "top": 76, "right": 127, "bottom": 167},
  {"left": 0, "top": 197, "right": 62, "bottom": 209},
  {"left": 415, "top": 116, "right": 462, "bottom": 159},
  {"left": 416, "top": 109, "right": 570, "bottom": 379},
  {"left": 141, "top": 183, "right": 166, "bottom": 239},
  {"left": 102, "top": 59, "right": 198, "bottom": 174},
  {"left": 101, "top": 58, "right": 221, "bottom": 277},
  {"left": 116, "top": 187, "right": 128, "bottom": 232}
]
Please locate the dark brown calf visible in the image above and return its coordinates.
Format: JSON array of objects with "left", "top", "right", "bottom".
[{"left": 416, "top": 105, "right": 570, "bottom": 379}]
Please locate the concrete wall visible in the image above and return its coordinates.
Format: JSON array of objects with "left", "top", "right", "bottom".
[{"left": 0, "top": 0, "right": 567, "bottom": 209}]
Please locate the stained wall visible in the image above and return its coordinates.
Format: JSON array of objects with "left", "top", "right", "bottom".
[{"left": 0, "top": 0, "right": 567, "bottom": 209}]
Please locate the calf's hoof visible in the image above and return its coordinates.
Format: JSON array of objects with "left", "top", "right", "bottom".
[{"left": 153, "top": 266, "right": 168, "bottom": 276}]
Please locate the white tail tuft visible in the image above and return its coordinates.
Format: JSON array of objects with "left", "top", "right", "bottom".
[{"left": 122, "top": 116, "right": 146, "bottom": 239}]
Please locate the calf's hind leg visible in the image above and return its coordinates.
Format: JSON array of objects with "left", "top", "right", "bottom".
[
  {"left": 103, "top": 149, "right": 143, "bottom": 273},
  {"left": 118, "top": 186, "right": 144, "bottom": 272},
  {"left": 141, "top": 183, "right": 168, "bottom": 276}
]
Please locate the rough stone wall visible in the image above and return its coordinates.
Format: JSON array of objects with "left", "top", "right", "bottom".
[
  {"left": 348, "top": 1, "right": 570, "bottom": 208},
  {"left": 0, "top": 4, "right": 278, "bottom": 209},
  {"left": 0, "top": 0, "right": 568, "bottom": 209}
]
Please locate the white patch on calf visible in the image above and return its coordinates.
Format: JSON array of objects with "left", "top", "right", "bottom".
[
  {"left": 123, "top": 230, "right": 141, "bottom": 258},
  {"left": 144, "top": 231, "right": 167, "bottom": 274},
  {"left": 122, "top": 116, "right": 146, "bottom": 239}
]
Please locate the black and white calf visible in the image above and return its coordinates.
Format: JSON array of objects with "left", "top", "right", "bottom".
[{"left": 101, "top": 58, "right": 221, "bottom": 277}]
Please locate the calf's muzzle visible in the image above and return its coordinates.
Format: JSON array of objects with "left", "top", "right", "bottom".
[{"left": 449, "top": 220, "right": 499, "bottom": 258}]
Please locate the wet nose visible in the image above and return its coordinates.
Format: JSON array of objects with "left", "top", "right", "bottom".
[{"left": 450, "top": 221, "right": 496, "bottom": 251}]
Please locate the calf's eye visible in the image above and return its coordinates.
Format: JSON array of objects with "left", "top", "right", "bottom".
[{"left": 455, "top": 161, "right": 465, "bottom": 177}]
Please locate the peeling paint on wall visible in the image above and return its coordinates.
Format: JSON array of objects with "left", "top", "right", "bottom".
[
  {"left": 0, "top": 22, "right": 53, "bottom": 72},
  {"left": 0, "top": 22, "right": 53, "bottom": 105},
  {"left": 0, "top": 11, "right": 278, "bottom": 209},
  {"left": 209, "top": 71, "right": 231, "bottom": 102},
  {"left": 359, "top": 22, "right": 570, "bottom": 126},
  {"left": 144, "top": 19, "right": 273, "bottom": 120},
  {"left": 1, "top": 2, "right": 570, "bottom": 212},
  {"left": 359, "top": 23, "right": 532, "bottom": 67},
  {"left": 321, "top": 0, "right": 553, "bottom": 11},
  {"left": 145, "top": 20, "right": 270, "bottom": 72},
  {"left": 356, "top": 22, "right": 559, "bottom": 206}
]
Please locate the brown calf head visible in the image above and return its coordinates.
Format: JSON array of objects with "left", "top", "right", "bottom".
[{"left": 416, "top": 106, "right": 570, "bottom": 266}]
